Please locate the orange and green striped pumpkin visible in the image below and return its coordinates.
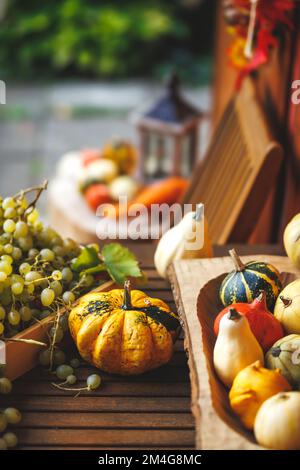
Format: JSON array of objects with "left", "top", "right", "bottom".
[{"left": 220, "top": 249, "right": 282, "bottom": 312}]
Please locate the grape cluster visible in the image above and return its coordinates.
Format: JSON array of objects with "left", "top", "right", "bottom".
[
  {"left": 0, "top": 377, "right": 19, "bottom": 450},
  {"left": 0, "top": 190, "right": 96, "bottom": 339}
]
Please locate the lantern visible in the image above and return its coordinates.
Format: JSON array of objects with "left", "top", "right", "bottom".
[{"left": 135, "top": 73, "right": 203, "bottom": 181}]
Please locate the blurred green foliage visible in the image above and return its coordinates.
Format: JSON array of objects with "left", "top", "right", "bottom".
[{"left": 0, "top": 0, "right": 215, "bottom": 83}]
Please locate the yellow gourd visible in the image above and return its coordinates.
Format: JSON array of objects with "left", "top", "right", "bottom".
[
  {"left": 284, "top": 213, "right": 300, "bottom": 268},
  {"left": 229, "top": 361, "right": 291, "bottom": 429},
  {"left": 213, "top": 309, "right": 264, "bottom": 388},
  {"left": 254, "top": 392, "right": 300, "bottom": 449},
  {"left": 154, "top": 204, "right": 213, "bottom": 279},
  {"left": 68, "top": 280, "right": 180, "bottom": 375},
  {"left": 274, "top": 279, "right": 300, "bottom": 334}
]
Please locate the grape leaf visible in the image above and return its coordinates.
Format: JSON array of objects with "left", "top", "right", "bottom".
[
  {"left": 102, "top": 243, "right": 143, "bottom": 285},
  {"left": 71, "top": 246, "right": 100, "bottom": 272}
]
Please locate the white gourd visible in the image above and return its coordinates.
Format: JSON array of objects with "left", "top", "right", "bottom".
[
  {"left": 254, "top": 392, "right": 300, "bottom": 450},
  {"left": 154, "top": 204, "right": 213, "bottom": 279},
  {"left": 213, "top": 309, "right": 264, "bottom": 388}
]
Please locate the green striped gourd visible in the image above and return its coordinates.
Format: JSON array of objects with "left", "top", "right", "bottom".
[{"left": 219, "top": 249, "right": 282, "bottom": 312}]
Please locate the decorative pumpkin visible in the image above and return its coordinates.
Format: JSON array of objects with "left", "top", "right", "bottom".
[
  {"left": 79, "top": 159, "right": 119, "bottom": 191},
  {"left": 283, "top": 213, "right": 300, "bottom": 269},
  {"left": 68, "top": 281, "right": 180, "bottom": 375},
  {"left": 214, "top": 292, "right": 284, "bottom": 352},
  {"left": 254, "top": 392, "right": 300, "bottom": 450},
  {"left": 266, "top": 334, "right": 300, "bottom": 387},
  {"left": 154, "top": 204, "right": 213, "bottom": 279},
  {"left": 213, "top": 309, "right": 264, "bottom": 388},
  {"left": 219, "top": 249, "right": 282, "bottom": 312},
  {"left": 274, "top": 279, "right": 300, "bottom": 334},
  {"left": 101, "top": 139, "right": 137, "bottom": 175},
  {"left": 84, "top": 184, "right": 112, "bottom": 212},
  {"left": 109, "top": 176, "right": 140, "bottom": 201},
  {"left": 229, "top": 361, "right": 291, "bottom": 430}
]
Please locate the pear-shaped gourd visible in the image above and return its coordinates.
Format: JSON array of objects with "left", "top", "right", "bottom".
[
  {"left": 213, "top": 309, "right": 264, "bottom": 388},
  {"left": 154, "top": 204, "right": 213, "bottom": 279},
  {"left": 274, "top": 279, "right": 300, "bottom": 334}
]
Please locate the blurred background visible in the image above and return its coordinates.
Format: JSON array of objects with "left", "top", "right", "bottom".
[{"left": 0, "top": 0, "right": 216, "bottom": 216}]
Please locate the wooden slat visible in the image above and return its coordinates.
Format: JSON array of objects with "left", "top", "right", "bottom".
[
  {"left": 17, "top": 429, "right": 195, "bottom": 447},
  {"left": 19, "top": 412, "right": 194, "bottom": 429},
  {"left": 1, "top": 396, "right": 191, "bottom": 413},
  {"left": 8, "top": 381, "right": 190, "bottom": 397}
]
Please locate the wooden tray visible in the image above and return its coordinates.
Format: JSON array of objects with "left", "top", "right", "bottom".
[
  {"left": 169, "top": 255, "right": 300, "bottom": 450},
  {"left": 4, "top": 280, "right": 115, "bottom": 381}
]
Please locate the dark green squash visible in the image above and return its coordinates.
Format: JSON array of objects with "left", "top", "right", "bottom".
[{"left": 219, "top": 249, "right": 282, "bottom": 312}]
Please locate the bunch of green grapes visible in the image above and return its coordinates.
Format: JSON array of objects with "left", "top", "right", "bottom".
[{"left": 0, "top": 190, "right": 96, "bottom": 339}]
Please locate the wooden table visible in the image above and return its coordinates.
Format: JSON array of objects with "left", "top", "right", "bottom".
[{"left": 0, "top": 243, "right": 284, "bottom": 450}]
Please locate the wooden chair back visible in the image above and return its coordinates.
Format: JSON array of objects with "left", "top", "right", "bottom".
[{"left": 182, "top": 78, "right": 283, "bottom": 244}]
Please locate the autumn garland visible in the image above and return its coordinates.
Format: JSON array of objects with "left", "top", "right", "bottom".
[{"left": 223, "top": 0, "right": 296, "bottom": 87}]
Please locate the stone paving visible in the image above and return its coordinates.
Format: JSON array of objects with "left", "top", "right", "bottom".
[{"left": 0, "top": 81, "right": 211, "bottom": 217}]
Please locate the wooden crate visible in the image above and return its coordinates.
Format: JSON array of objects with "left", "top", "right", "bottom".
[
  {"left": 169, "top": 255, "right": 300, "bottom": 450},
  {"left": 4, "top": 280, "right": 115, "bottom": 381}
]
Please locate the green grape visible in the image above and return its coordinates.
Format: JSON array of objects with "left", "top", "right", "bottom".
[
  {"left": 17, "top": 196, "right": 28, "bottom": 210},
  {"left": 2, "top": 197, "right": 15, "bottom": 210},
  {"left": 3, "top": 219, "right": 16, "bottom": 233},
  {"left": 83, "top": 274, "right": 94, "bottom": 287},
  {"left": 87, "top": 374, "right": 101, "bottom": 391},
  {"left": 0, "top": 438, "right": 7, "bottom": 450},
  {"left": 0, "top": 272, "right": 7, "bottom": 282},
  {"left": 8, "top": 309, "right": 21, "bottom": 326},
  {"left": 14, "top": 221, "right": 28, "bottom": 238},
  {"left": 0, "top": 306, "right": 5, "bottom": 320},
  {"left": 39, "top": 310, "right": 50, "bottom": 320},
  {"left": 31, "top": 309, "right": 40, "bottom": 318},
  {"left": 18, "top": 236, "right": 33, "bottom": 251},
  {"left": 25, "top": 271, "right": 42, "bottom": 284},
  {"left": 28, "top": 248, "right": 39, "bottom": 259},
  {"left": 49, "top": 325, "right": 64, "bottom": 343},
  {"left": 52, "top": 270, "right": 62, "bottom": 281},
  {"left": 11, "top": 274, "right": 24, "bottom": 284},
  {"left": 38, "top": 349, "right": 51, "bottom": 366},
  {"left": 3, "top": 432, "right": 18, "bottom": 448},
  {"left": 0, "top": 261, "right": 12, "bottom": 275},
  {"left": 53, "top": 246, "right": 65, "bottom": 257},
  {"left": 19, "top": 262, "right": 31, "bottom": 275},
  {"left": 53, "top": 349, "right": 66, "bottom": 366},
  {"left": 0, "top": 413, "right": 7, "bottom": 433},
  {"left": 0, "top": 288, "right": 12, "bottom": 306},
  {"left": 25, "top": 283, "right": 34, "bottom": 295},
  {"left": 41, "top": 288, "right": 55, "bottom": 307},
  {"left": 62, "top": 291, "right": 75, "bottom": 304},
  {"left": 40, "top": 248, "right": 55, "bottom": 262},
  {"left": 4, "top": 407, "right": 22, "bottom": 425},
  {"left": 56, "top": 364, "right": 74, "bottom": 380},
  {"left": 4, "top": 207, "right": 16, "bottom": 219},
  {"left": 70, "top": 358, "right": 80, "bottom": 369},
  {"left": 66, "top": 374, "right": 77, "bottom": 385},
  {"left": 63, "top": 238, "right": 78, "bottom": 252},
  {"left": 27, "top": 208, "right": 39, "bottom": 223},
  {"left": 0, "top": 377, "right": 12, "bottom": 394},
  {"left": 0, "top": 233, "right": 10, "bottom": 243},
  {"left": 58, "top": 314, "right": 68, "bottom": 332},
  {"left": 33, "top": 220, "right": 44, "bottom": 232},
  {"left": 3, "top": 244, "right": 13, "bottom": 254},
  {"left": 1, "top": 255, "right": 12, "bottom": 264},
  {"left": 11, "top": 282, "right": 24, "bottom": 295},
  {"left": 53, "top": 256, "right": 65, "bottom": 268},
  {"left": 19, "top": 306, "right": 32, "bottom": 322},
  {"left": 62, "top": 267, "right": 73, "bottom": 283},
  {"left": 51, "top": 236, "right": 63, "bottom": 247},
  {"left": 12, "top": 247, "right": 22, "bottom": 260},
  {"left": 50, "top": 280, "right": 63, "bottom": 297},
  {"left": 0, "top": 323, "right": 4, "bottom": 335}
]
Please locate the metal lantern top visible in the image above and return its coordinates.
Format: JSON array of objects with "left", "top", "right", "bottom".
[{"left": 136, "top": 73, "right": 203, "bottom": 135}]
